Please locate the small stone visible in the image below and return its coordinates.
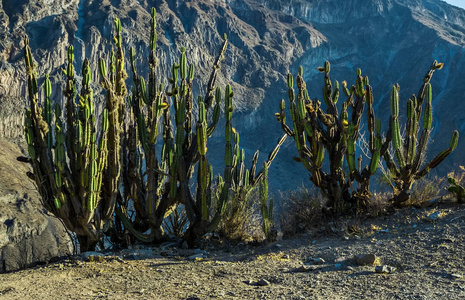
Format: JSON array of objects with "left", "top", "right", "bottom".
[
  {"left": 193, "top": 249, "right": 207, "bottom": 255},
  {"left": 426, "top": 211, "right": 446, "bottom": 222},
  {"left": 375, "top": 265, "right": 396, "bottom": 274},
  {"left": 451, "top": 274, "right": 463, "bottom": 279},
  {"left": 243, "top": 279, "right": 255, "bottom": 285},
  {"left": 257, "top": 279, "right": 270, "bottom": 286},
  {"left": 354, "top": 254, "right": 377, "bottom": 266},
  {"left": 306, "top": 257, "right": 325, "bottom": 265},
  {"left": 160, "top": 242, "right": 178, "bottom": 251},
  {"left": 188, "top": 253, "right": 206, "bottom": 260},
  {"left": 81, "top": 251, "right": 105, "bottom": 259},
  {"left": 295, "top": 265, "right": 322, "bottom": 272},
  {"left": 419, "top": 199, "right": 438, "bottom": 208},
  {"left": 281, "top": 254, "right": 290, "bottom": 259}
]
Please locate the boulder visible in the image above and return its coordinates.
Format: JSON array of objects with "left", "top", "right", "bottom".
[{"left": 0, "top": 139, "right": 73, "bottom": 272}]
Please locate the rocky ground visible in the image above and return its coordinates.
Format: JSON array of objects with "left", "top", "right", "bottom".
[{"left": 0, "top": 202, "right": 464, "bottom": 299}]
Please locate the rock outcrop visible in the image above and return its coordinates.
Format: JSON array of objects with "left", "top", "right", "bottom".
[
  {"left": 1, "top": 0, "right": 464, "bottom": 191},
  {"left": 0, "top": 139, "right": 73, "bottom": 272}
]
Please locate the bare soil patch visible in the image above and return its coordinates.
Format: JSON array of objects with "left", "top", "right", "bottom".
[{"left": 1, "top": 203, "right": 464, "bottom": 300}]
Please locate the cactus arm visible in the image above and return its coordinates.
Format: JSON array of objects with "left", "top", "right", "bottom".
[
  {"left": 411, "top": 83, "right": 433, "bottom": 173},
  {"left": 404, "top": 95, "right": 417, "bottom": 165},
  {"left": 24, "top": 36, "right": 64, "bottom": 213},
  {"left": 259, "top": 162, "right": 273, "bottom": 240},
  {"left": 100, "top": 17, "right": 127, "bottom": 220},
  {"left": 415, "top": 130, "right": 459, "bottom": 179},
  {"left": 203, "top": 37, "right": 228, "bottom": 109},
  {"left": 115, "top": 204, "right": 155, "bottom": 242},
  {"left": 207, "top": 87, "right": 222, "bottom": 137}
]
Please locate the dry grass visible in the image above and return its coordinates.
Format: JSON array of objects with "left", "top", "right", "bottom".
[
  {"left": 218, "top": 188, "right": 263, "bottom": 241},
  {"left": 163, "top": 204, "right": 189, "bottom": 237},
  {"left": 276, "top": 186, "right": 326, "bottom": 238},
  {"left": 405, "top": 176, "right": 447, "bottom": 207}
]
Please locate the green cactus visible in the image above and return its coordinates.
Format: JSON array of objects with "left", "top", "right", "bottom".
[
  {"left": 219, "top": 87, "right": 286, "bottom": 239},
  {"left": 22, "top": 32, "right": 120, "bottom": 251},
  {"left": 448, "top": 172, "right": 465, "bottom": 203},
  {"left": 114, "top": 9, "right": 250, "bottom": 245},
  {"left": 277, "top": 63, "right": 389, "bottom": 211},
  {"left": 259, "top": 162, "right": 274, "bottom": 241},
  {"left": 382, "top": 61, "right": 459, "bottom": 205}
]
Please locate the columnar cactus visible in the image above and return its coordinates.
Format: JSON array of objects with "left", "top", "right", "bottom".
[
  {"left": 277, "top": 63, "right": 388, "bottom": 211},
  {"left": 383, "top": 61, "right": 459, "bottom": 205},
  {"left": 259, "top": 162, "right": 274, "bottom": 241},
  {"left": 114, "top": 8, "right": 176, "bottom": 243},
  {"left": 218, "top": 85, "right": 286, "bottom": 239},
  {"left": 114, "top": 8, "right": 237, "bottom": 244},
  {"left": 98, "top": 17, "right": 127, "bottom": 220},
  {"left": 342, "top": 72, "right": 386, "bottom": 207},
  {"left": 23, "top": 36, "right": 115, "bottom": 252}
]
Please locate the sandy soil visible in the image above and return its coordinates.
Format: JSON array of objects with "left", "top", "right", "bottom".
[{"left": 0, "top": 203, "right": 464, "bottom": 300}]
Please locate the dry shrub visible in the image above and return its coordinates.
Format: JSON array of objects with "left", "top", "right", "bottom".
[
  {"left": 365, "top": 191, "right": 391, "bottom": 217},
  {"left": 218, "top": 188, "right": 261, "bottom": 241},
  {"left": 277, "top": 186, "right": 325, "bottom": 238},
  {"left": 163, "top": 204, "right": 189, "bottom": 238},
  {"left": 405, "top": 176, "right": 447, "bottom": 207}
]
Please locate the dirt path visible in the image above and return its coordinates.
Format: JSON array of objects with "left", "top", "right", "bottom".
[{"left": 1, "top": 204, "right": 464, "bottom": 300}]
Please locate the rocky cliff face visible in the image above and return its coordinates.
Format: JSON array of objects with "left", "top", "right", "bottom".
[
  {"left": 1, "top": 0, "right": 464, "bottom": 192},
  {"left": 0, "top": 139, "right": 73, "bottom": 272}
]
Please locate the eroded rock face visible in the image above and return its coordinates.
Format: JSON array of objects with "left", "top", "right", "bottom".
[
  {"left": 0, "top": 139, "right": 73, "bottom": 272},
  {"left": 1, "top": 0, "right": 465, "bottom": 191}
]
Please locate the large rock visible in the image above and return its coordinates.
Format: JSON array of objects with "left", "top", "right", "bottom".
[{"left": 0, "top": 139, "right": 73, "bottom": 272}]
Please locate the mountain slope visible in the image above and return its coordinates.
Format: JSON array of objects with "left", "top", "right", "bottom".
[{"left": 1, "top": 0, "right": 464, "bottom": 192}]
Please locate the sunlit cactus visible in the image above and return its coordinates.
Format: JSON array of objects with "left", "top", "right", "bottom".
[
  {"left": 114, "top": 8, "right": 239, "bottom": 245},
  {"left": 383, "top": 61, "right": 459, "bottom": 205},
  {"left": 22, "top": 35, "right": 115, "bottom": 252},
  {"left": 259, "top": 162, "right": 274, "bottom": 241},
  {"left": 277, "top": 62, "right": 389, "bottom": 211}
]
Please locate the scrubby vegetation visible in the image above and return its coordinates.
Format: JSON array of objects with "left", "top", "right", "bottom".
[{"left": 21, "top": 7, "right": 462, "bottom": 252}]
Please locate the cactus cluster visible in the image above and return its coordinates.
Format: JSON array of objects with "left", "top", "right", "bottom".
[
  {"left": 23, "top": 9, "right": 281, "bottom": 249},
  {"left": 277, "top": 63, "right": 388, "bottom": 211},
  {"left": 278, "top": 61, "right": 458, "bottom": 210},
  {"left": 23, "top": 22, "right": 125, "bottom": 251},
  {"left": 100, "top": 9, "right": 284, "bottom": 245},
  {"left": 448, "top": 166, "right": 465, "bottom": 204},
  {"left": 219, "top": 88, "right": 286, "bottom": 239},
  {"left": 23, "top": 6, "right": 460, "bottom": 251}
]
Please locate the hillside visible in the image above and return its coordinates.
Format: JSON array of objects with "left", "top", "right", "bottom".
[{"left": 1, "top": 0, "right": 464, "bottom": 192}]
